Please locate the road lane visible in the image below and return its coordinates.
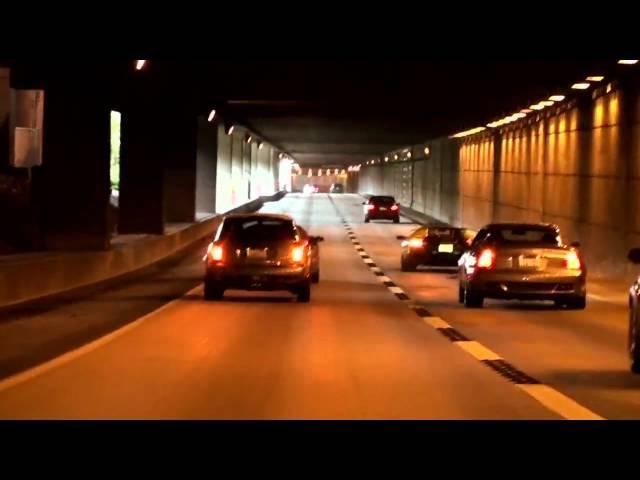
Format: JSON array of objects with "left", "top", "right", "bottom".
[
  {"left": 337, "top": 194, "right": 640, "bottom": 419},
  {"left": 0, "top": 193, "right": 559, "bottom": 419}
]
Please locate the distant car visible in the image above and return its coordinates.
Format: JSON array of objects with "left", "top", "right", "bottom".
[
  {"left": 627, "top": 248, "right": 640, "bottom": 373},
  {"left": 458, "top": 223, "right": 586, "bottom": 309},
  {"left": 363, "top": 196, "right": 400, "bottom": 223},
  {"left": 203, "top": 214, "right": 324, "bottom": 302},
  {"left": 330, "top": 183, "right": 344, "bottom": 194},
  {"left": 397, "top": 226, "right": 473, "bottom": 271},
  {"left": 303, "top": 184, "right": 318, "bottom": 194},
  {"left": 297, "top": 226, "right": 322, "bottom": 283}
]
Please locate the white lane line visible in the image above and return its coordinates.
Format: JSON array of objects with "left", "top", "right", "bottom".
[
  {"left": 378, "top": 276, "right": 393, "bottom": 283},
  {"left": 0, "top": 284, "right": 204, "bottom": 394},
  {"left": 517, "top": 384, "right": 604, "bottom": 420},
  {"left": 423, "top": 316, "right": 451, "bottom": 329},
  {"left": 388, "top": 286, "right": 405, "bottom": 295},
  {"left": 456, "top": 341, "right": 503, "bottom": 361}
]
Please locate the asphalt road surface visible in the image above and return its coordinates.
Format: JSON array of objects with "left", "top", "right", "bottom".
[{"left": 0, "top": 193, "right": 637, "bottom": 419}]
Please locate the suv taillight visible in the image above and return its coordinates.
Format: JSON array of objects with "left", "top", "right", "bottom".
[
  {"left": 291, "top": 242, "right": 307, "bottom": 263},
  {"left": 476, "top": 248, "right": 495, "bottom": 269},
  {"left": 206, "top": 242, "right": 224, "bottom": 263},
  {"left": 366, "top": 204, "right": 376, "bottom": 211},
  {"left": 390, "top": 204, "right": 399, "bottom": 211}
]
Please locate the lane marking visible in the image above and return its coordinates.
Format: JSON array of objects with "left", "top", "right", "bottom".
[
  {"left": 328, "top": 194, "right": 605, "bottom": 420},
  {"left": 517, "top": 384, "right": 605, "bottom": 420},
  {"left": 456, "top": 341, "right": 502, "bottom": 361},
  {"left": 423, "top": 316, "right": 451, "bottom": 329},
  {"left": 0, "top": 285, "right": 204, "bottom": 394}
]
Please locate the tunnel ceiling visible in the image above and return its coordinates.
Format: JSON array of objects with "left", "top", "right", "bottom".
[
  {"left": 186, "top": 59, "right": 613, "bottom": 167},
  {"left": 5, "top": 59, "right": 617, "bottom": 168}
]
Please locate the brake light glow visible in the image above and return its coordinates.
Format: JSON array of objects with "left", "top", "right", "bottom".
[
  {"left": 477, "top": 249, "right": 495, "bottom": 269},
  {"left": 366, "top": 204, "right": 376, "bottom": 211},
  {"left": 291, "top": 244, "right": 306, "bottom": 263},
  {"left": 390, "top": 204, "right": 399, "bottom": 211},
  {"left": 565, "top": 250, "right": 581, "bottom": 270},
  {"left": 408, "top": 238, "right": 424, "bottom": 248}
]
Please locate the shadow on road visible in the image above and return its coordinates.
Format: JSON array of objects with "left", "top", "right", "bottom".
[{"left": 216, "top": 294, "right": 296, "bottom": 304}]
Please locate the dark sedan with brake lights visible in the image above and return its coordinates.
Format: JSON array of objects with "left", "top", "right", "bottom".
[
  {"left": 397, "top": 226, "right": 474, "bottom": 271},
  {"left": 458, "top": 223, "right": 586, "bottom": 309}
]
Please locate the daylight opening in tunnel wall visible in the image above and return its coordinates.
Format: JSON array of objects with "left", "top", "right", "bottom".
[{"left": 110, "top": 111, "right": 121, "bottom": 196}]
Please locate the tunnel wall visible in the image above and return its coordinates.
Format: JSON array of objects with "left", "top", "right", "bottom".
[
  {"left": 214, "top": 127, "right": 279, "bottom": 214},
  {"left": 359, "top": 81, "right": 640, "bottom": 279},
  {"left": 196, "top": 118, "right": 217, "bottom": 216}
]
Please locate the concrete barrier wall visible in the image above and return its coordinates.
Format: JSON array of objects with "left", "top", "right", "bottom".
[
  {"left": 359, "top": 80, "right": 640, "bottom": 279},
  {"left": 0, "top": 193, "right": 285, "bottom": 309}
]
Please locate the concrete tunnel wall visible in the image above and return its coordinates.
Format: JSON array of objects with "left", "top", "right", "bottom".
[
  {"left": 359, "top": 80, "right": 640, "bottom": 279},
  {"left": 214, "top": 125, "right": 279, "bottom": 215}
]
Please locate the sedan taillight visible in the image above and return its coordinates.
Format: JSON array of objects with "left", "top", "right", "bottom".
[
  {"left": 366, "top": 204, "right": 376, "bottom": 211},
  {"left": 565, "top": 250, "right": 582, "bottom": 270},
  {"left": 390, "top": 204, "right": 399, "bottom": 211}
]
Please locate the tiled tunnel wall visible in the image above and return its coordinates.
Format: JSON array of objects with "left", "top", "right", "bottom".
[{"left": 359, "top": 82, "right": 640, "bottom": 279}]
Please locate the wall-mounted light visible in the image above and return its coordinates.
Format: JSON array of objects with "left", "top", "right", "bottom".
[
  {"left": 258, "top": 142, "right": 264, "bottom": 150},
  {"left": 246, "top": 135, "right": 252, "bottom": 144},
  {"left": 571, "top": 83, "right": 590, "bottom": 90},
  {"left": 226, "top": 125, "right": 235, "bottom": 135},
  {"left": 520, "top": 108, "right": 534, "bottom": 113},
  {"left": 540, "top": 100, "right": 555, "bottom": 107},
  {"left": 407, "top": 152, "right": 412, "bottom": 159},
  {"left": 586, "top": 76, "right": 604, "bottom": 82},
  {"left": 548, "top": 95, "right": 565, "bottom": 102},
  {"left": 424, "top": 147, "right": 430, "bottom": 156},
  {"left": 530, "top": 104, "right": 545, "bottom": 110},
  {"left": 207, "top": 110, "right": 216, "bottom": 122},
  {"left": 618, "top": 59, "right": 638, "bottom": 65},
  {"left": 394, "top": 154, "right": 399, "bottom": 160},
  {"left": 135, "top": 60, "right": 147, "bottom": 71}
]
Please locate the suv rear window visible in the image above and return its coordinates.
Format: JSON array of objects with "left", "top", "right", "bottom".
[
  {"left": 493, "top": 227, "right": 560, "bottom": 245},
  {"left": 218, "top": 218, "right": 296, "bottom": 242},
  {"left": 370, "top": 196, "right": 395, "bottom": 205}
]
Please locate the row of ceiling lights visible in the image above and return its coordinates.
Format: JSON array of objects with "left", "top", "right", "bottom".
[
  {"left": 360, "top": 146, "right": 431, "bottom": 168},
  {"left": 450, "top": 59, "right": 638, "bottom": 139},
  {"left": 134, "top": 61, "right": 283, "bottom": 156},
  {"left": 299, "top": 168, "right": 348, "bottom": 176}
]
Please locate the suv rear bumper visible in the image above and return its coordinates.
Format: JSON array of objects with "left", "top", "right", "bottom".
[{"left": 206, "top": 265, "right": 308, "bottom": 290}]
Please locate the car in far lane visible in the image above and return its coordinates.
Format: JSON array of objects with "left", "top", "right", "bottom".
[
  {"left": 330, "top": 183, "right": 344, "bottom": 194},
  {"left": 397, "top": 226, "right": 474, "bottom": 271},
  {"left": 203, "top": 214, "right": 324, "bottom": 302},
  {"left": 363, "top": 195, "right": 400, "bottom": 223},
  {"left": 627, "top": 248, "right": 640, "bottom": 373},
  {"left": 458, "top": 223, "right": 586, "bottom": 309}
]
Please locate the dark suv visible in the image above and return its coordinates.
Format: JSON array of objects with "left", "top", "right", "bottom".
[
  {"left": 363, "top": 196, "right": 400, "bottom": 223},
  {"left": 203, "top": 214, "right": 323, "bottom": 302}
]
